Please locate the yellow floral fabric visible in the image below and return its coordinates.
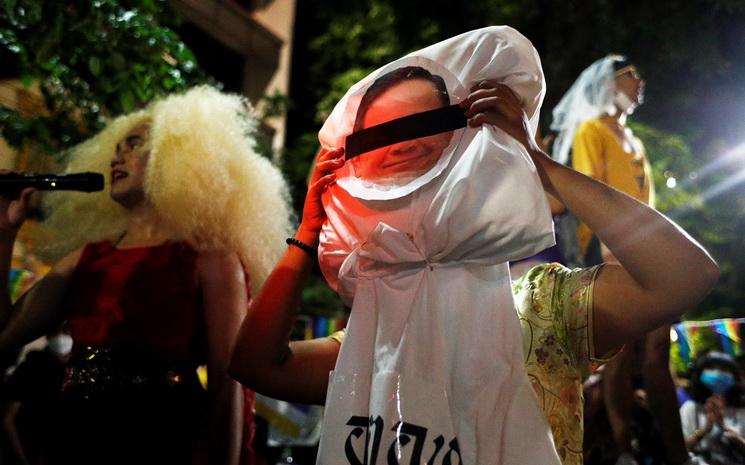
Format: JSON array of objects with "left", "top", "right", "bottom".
[
  {"left": 328, "top": 330, "right": 345, "bottom": 345},
  {"left": 329, "top": 262, "right": 608, "bottom": 465},
  {"left": 513, "top": 262, "right": 608, "bottom": 465}
]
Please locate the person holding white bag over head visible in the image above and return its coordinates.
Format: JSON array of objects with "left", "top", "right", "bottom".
[
  {"left": 230, "top": 26, "right": 719, "bottom": 465},
  {"left": 314, "top": 26, "right": 564, "bottom": 465}
]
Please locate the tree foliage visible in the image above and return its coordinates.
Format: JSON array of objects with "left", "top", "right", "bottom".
[
  {"left": 0, "top": 0, "right": 207, "bottom": 152},
  {"left": 5, "top": 0, "right": 741, "bottom": 319}
]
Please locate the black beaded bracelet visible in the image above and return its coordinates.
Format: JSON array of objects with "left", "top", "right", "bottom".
[{"left": 286, "top": 237, "right": 317, "bottom": 258}]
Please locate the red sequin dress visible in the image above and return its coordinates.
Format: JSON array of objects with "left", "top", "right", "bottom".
[{"left": 43, "top": 241, "right": 255, "bottom": 465}]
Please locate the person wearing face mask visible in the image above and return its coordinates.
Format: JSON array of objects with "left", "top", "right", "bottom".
[
  {"left": 1, "top": 329, "right": 71, "bottom": 465},
  {"left": 681, "top": 352, "right": 745, "bottom": 465}
]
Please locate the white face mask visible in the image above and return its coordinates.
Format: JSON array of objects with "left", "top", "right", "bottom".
[
  {"left": 614, "top": 90, "right": 638, "bottom": 115},
  {"left": 47, "top": 335, "right": 73, "bottom": 358}
]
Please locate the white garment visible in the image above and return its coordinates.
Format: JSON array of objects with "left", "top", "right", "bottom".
[{"left": 318, "top": 26, "right": 559, "bottom": 465}]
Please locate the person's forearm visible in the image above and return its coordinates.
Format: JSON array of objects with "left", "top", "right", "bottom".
[
  {"left": 229, "top": 226, "right": 316, "bottom": 384},
  {"left": 530, "top": 149, "right": 718, "bottom": 316},
  {"left": 685, "top": 427, "right": 710, "bottom": 450},
  {"left": 202, "top": 382, "right": 243, "bottom": 465}
]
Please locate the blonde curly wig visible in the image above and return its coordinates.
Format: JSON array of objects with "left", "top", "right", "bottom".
[{"left": 36, "top": 86, "right": 294, "bottom": 293}]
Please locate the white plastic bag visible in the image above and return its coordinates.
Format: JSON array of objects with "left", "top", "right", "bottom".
[{"left": 318, "top": 26, "right": 560, "bottom": 465}]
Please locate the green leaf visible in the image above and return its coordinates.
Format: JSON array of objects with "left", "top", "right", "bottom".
[
  {"left": 119, "top": 90, "right": 134, "bottom": 112},
  {"left": 2, "top": 0, "right": 19, "bottom": 23},
  {"left": 110, "top": 52, "right": 126, "bottom": 71},
  {"left": 88, "top": 56, "right": 102, "bottom": 76}
]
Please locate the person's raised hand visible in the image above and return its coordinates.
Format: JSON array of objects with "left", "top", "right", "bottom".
[
  {"left": 705, "top": 395, "right": 725, "bottom": 428},
  {"left": 297, "top": 147, "right": 344, "bottom": 247},
  {"left": 461, "top": 81, "right": 558, "bottom": 194},
  {"left": 461, "top": 81, "right": 540, "bottom": 153},
  {"left": 0, "top": 170, "right": 34, "bottom": 239}
]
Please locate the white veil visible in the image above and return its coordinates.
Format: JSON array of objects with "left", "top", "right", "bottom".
[{"left": 550, "top": 54, "right": 625, "bottom": 164}]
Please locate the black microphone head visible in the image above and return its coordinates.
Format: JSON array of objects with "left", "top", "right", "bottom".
[{"left": 80, "top": 172, "right": 105, "bottom": 192}]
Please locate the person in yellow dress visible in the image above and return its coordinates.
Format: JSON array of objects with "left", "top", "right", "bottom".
[
  {"left": 573, "top": 114, "right": 655, "bottom": 263},
  {"left": 551, "top": 55, "right": 689, "bottom": 465},
  {"left": 551, "top": 55, "right": 654, "bottom": 265}
]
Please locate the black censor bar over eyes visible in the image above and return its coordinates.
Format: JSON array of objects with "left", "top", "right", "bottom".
[
  {"left": 344, "top": 104, "right": 467, "bottom": 160},
  {"left": 0, "top": 172, "right": 105, "bottom": 195}
]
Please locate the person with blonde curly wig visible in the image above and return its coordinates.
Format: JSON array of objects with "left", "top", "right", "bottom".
[{"left": 0, "top": 86, "right": 293, "bottom": 465}]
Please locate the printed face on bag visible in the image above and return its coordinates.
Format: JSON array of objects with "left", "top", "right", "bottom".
[{"left": 351, "top": 70, "right": 454, "bottom": 183}]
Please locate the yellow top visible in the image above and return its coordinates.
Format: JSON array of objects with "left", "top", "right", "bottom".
[
  {"left": 572, "top": 119, "right": 655, "bottom": 254},
  {"left": 329, "top": 263, "right": 613, "bottom": 465}
]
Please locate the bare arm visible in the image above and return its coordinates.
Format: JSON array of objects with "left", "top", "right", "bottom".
[
  {"left": 198, "top": 251, "right": 247, "bottom": 465},
  {"left": 463, "top": 82, "right": 719, "bottom": 356},
  {"left": 228, "top": 233, "right": 340, "bottom": 405},
  {"left": 536, "top": 155, "right": 718, "bottom": 354},
  {"left": 0, "top": 187, "right": 33, "bottom": 329},
  {"left": 0, "top": 187, "right": 80, "bottom": 355},
  {"left": 0, "top": 250, "right": 81, "bottom": 355},
  {"left": 229, "top": 148, "right": 344, "bottom": 405}
]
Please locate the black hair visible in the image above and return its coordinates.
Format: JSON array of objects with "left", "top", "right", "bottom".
[
  {"left": 353, "top": 66, "right": 450, "bottom": 133},
  {"left": 688, "top": 351, "right": 745, "bottom": 406}
]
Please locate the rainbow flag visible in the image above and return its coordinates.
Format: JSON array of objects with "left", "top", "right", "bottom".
[
  {"left": 711, "top": 319, "right": 743, "bottom": 357},
  {"left": 295, "top": 315, "right": 347, "bottom": 340},
  {"left": 674, "top": 325, "right": 692, "bottom": 367},
  {"left": 672, "top": 318, "right": 745, "bottom": 372},
  {"left": 8, "top": 268, "right": 36, "bottom": 303}
]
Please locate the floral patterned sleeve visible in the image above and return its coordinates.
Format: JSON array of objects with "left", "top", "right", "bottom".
[
  {"left": 513, "top": 263, "right": 608, "bottom": 465},
  {"left": 550, "top": 263, "right": 609, "bottom": 380}
]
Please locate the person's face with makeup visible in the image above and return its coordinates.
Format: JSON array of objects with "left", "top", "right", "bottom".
[
  {"left": 110, "top": 124, "right": 150, "bottom": 208},
  {"left": 354, "top": 78, "right": 453, "bottom": 182}
]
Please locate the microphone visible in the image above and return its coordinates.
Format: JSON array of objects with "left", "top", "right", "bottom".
[{"left": 0, "top": 172, "right": 105, "bottom": 194}]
